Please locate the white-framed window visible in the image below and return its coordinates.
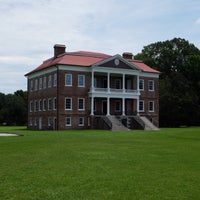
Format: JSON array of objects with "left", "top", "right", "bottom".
[
  {"left": 53, "top": 97, "right": 57, "bottom": 110},
  {"left": 149, "top": 101, "right": 154, "bottom": 112},
  {"left": 34, "top": 100, "right": 38, "bottom": 112},
  {"left": 115, "top": 79, "right": 121, "bottom": 89},
  {"left": 39, "top": 99, "right": 42, "bottom": 111},
  {"left": 30, "top": 101, "right": 33, "bottom": 112},
  {"left": 139, "top": 100, "right": 144, "bottom": 112},
  {"left": 43, "top": 77, "right": 46, "bottom": 89},
  {"left": 66, "top": 117, "right": 71, "bottom": 126},
  {"left": 78, "top": 98, "right": 85, "bottom": 110},
  {"left": 54, "top": 73, "right": 57, "bottom": 87},
  {"left": 65, "top": 74, "right": 72, "bottom": 86},
  {"left": 115, "top": 100, "right": 121, "bottom": 112},
  {"left": 148, "top": 80, "right": 154, "bottom": 91},
  {"left": 48, "top": 75, "right": 52, "bottom": 88},
  {"left": 39, "top": 78, "right": 42, "bottom": 90},
  {"left": 78, "top": 75, "right": 85, "bottom": 87},
  {"left": 35, "top": 79, "right": 38, "bottom": 91},
  {"left": 48, "top": 98, "right": 52, "bottom": 110},
  {"left": 78, "top": 117, "right": 84, "bottom": 126},
  {"left": 43, "top": 99, "right": 46, "bottom": 111},
  {"left": 65, "top": 98, "right": 72, "bottom": 110},
  {"left": 30, "top": 80, "right": 33, "bottom": 91},
  {"left": 139, "top": 79, "right": 144, "bottom": 90}
]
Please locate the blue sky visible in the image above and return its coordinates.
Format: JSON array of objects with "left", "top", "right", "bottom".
[{"left": 0, "top": 0, "right": 200, "bottom": 93}]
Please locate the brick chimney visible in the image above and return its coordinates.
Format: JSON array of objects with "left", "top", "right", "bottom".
[
  {"left": 54, "top": 44, "right": 66, "bottom": 57},
  {"left": 122, "top": 52, "right": 134, "bottom": 60}
]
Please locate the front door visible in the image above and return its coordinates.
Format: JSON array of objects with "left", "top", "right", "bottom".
[
  {"left": 126, "top": 100, "right": 133, "bottom": 115},
  {"left": 102, "top": 100, "right": 107, "bottom": 115}
]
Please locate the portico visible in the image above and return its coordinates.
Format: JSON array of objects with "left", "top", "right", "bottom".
[{"left": 89, "top": 64, "right": 140, "bottom": 116}]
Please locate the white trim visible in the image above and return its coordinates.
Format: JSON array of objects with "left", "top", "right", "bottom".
[
  {"left": 59, "top": 65, "right": 90, "bottom": 72},
  {"left": 140, "top": 72, "right": 159, "bottom": 78},
  {"left": 39, "top": 99, "right": 42, "bottom": 111},
  {"left": 53, "top": 73, "right": 57, "bottom": 87},
  {"left": 92, "top": 66, "right": 140, "bottom": 76},
  {"left": 43, "top": 99, "right": 46, "bottom": 111},
  {"left": 139, "top": 79, "right": 144, "bottom": 91},
  {"left": 48, "top": 98, "right": 52, "bottom": 110},
  {"left": 48, "top": 75, "right": 52, "bottom": 88},
  {"left": 53, "top": 97, "right": 57, "bottom": 110},
  {"left": 78, "top": 98, "right": 85, "bottom": 110},
  {"left": 65, "top": 74, "right": 72, "bottom": 86},
  {"left": 78, "top": 117, "right": 84, "bottom": 126},
  {"left": 148, "top": 80, "right": 154, "bottom": 91},
  {"left": 139, "top": 100, "right": 144, "bottom": 112},
  {"left": 66, "top": 117, "right": 71, "bottom": 126},
  {"left": 26, "top": 66, "right": 57, "bottom": 79},
  {"left": 65, "top": 97, "right": 72, "bottom": 110},
  {"left": 93, "top": 54, "right": 141, "bottom": 71},
  {"left": 149, "top": 101, "right": 154, "bottom": 112},
  {"left": 78, "top": 74, "right": 85, "bottom": 87}
]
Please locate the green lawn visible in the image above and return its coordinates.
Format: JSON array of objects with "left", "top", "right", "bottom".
[{"left": 0, "top": 127, "right": 200, "bottom": 200}]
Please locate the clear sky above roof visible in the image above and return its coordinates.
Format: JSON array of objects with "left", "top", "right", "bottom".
[{"left": 0, "top": 0, "right": 200, "bottom": 93}]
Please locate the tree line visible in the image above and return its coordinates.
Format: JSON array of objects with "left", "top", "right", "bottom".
[
  {"left": 0, "top": 90, "right": 27, "bottom": 126},
  {"left": 135, "top": 38, "right": 200, "bottom": 127}
]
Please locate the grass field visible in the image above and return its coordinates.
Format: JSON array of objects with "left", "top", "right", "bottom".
[{"left": 0, "top": 126, "right": 200, "bottom": 200}]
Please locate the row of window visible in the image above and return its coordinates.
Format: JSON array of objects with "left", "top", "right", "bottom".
[
  {"left": 30, "top": 74, "right": 86, "bottom": 91},
  {"left": 30, "top": 98, "right": 85, "bottom": 112},
  {"left": 139, "top": 100, "right": 154, "bottom": 112},
  {"left": 30, "top": 98, "right": 57, "bottom": 112},
  {"left": 30, "top": 74, "right": 57, "bottom": 91},
  {"left": 139, "top": 79, "right": 154, "bottom": 91},
  {"left": 29, "top": 116, "right": 87, "bottom": 127}
]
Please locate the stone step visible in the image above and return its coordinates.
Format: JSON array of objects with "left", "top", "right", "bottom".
[
  {"left": 106, "top": 116, "right": 129, "bottom": 131},
  {"left": 140, "top": 116, "right": 159, "bottom": 130}
]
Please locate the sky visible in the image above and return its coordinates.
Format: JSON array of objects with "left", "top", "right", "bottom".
[{"left": 0, "top": 0, "right": 200, "bottom": 94}]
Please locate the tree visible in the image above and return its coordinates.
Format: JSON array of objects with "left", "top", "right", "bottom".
[
  {"left": 135, "top": 38, "right": 200, "bottom": 127},
  {"left": 0, "top": 90, "right": 27, "bottom": 125}
]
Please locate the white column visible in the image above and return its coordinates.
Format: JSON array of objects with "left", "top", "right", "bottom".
[
  {"left": 91, "top": 96, "right": 94, "bottom": 115},
  {"left": 107, "top": 72, "right": 110, "bottom": 92},
  {"left": 136, "top": 97, "right": 140, "bottom": 116},
  {"left": 107, "top": 97, "right": 110, "bottom": 116},
  {"left": 123, "top": 73, "right": 125, "bottom": 92},
  {"left": 91, "top": 69, "right": 94, "bottom": 91},
  {"left": 137, "top": 74, "right": 139, "bottom": 92},
  {"left": 122, "top": 98, "right": 125, "bottom": 116}
]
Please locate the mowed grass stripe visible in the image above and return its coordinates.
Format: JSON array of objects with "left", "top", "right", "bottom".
[{"left": 0, "top": 127, "right": 199, "bottom": 200}]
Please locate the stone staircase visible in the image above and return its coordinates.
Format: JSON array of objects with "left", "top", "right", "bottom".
[
  {"left": 106, "top": 115, "right": 129, "bottom": 131},
  {"left": 140, "top": 116, "right": 159, "bottom": 130}
]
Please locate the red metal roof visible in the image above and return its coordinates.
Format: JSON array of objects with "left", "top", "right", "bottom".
[
  {"left": 26, "top": 51, "right": 159, "bottom": 75},
  {"left": 130, "top": 60, "right": 160, "bottom": 74}
]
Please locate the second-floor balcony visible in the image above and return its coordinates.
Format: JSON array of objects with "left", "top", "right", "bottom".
[{"left": 89, "top": 87, "right": 140, "bottom": 98}]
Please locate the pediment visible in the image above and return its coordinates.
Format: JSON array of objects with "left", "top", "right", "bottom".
[{"left": 93, "top": 55, "right": 140, "bottom": 71}]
